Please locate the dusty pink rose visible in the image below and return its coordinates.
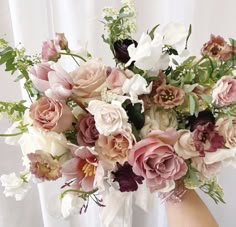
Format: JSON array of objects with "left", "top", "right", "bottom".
[
  {"left": 70, "top": 59, "right": 107, "bottom": 99},
  {"left": 217, "top": 117, "right": 236, "bottom": 148},
  {"left": 41, "top": 40, "right": 60, "bottom": 62},
  {"left": 96, "top": 128, "right": 134, "bottom": 169},
  {"left": 76, "top": 113, "right": 99, "bottom": 146},
  {"left": 55, "top": 33, "right": 68, "bottom": 50},
  {"left": 29, "top": 62, "right": 53, "bottom": 92},
  {"left": 106, "top": 68, "right": 128, "bottom": 93},
  {"left": 27, "top": 150, "right": 62, "bottom": 181},
  {"left": 46, "top": 64, "right": 73, "bottom": 100},
  {"left": 212, "top": 76, "right": 236, "bottom": 106},
  {"left": 201, "top": 35, "right": 233, "bottom": 60},
  {"left": 154, "top": 84, "right": 185, "bottom": 109},
  {"left": 129, "top": 128, "right": 188, "bottom": 192},
  {"left": 61, "top": 145, "right": 97, "bottom": 191},
  {"left": 29, "top": 96, "right": 73, "bottom": 133}
]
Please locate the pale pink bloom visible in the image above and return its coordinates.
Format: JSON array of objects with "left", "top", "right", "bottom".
[
  {"left": 61, "top": 145, "right": 97, "bottom": 191},
  {"left": 55, "top": 33, "right": 68, "bottom": 50},
  {"left": 27, "top": 150, "right": 62, "bottom": 181},
  {"left": 212, "top": 76, "right": 236, "bottom": 106},
  {"left": 129, "top": 128, "right": 187, "bottom": 192},
  {"left": 70, "top": 59, "right": 107, "bottom": 99},
  {"left": 29, "top": 62, "right": 53, "bottom": 92},
  {"left": 42, "top": 40, "right": 60, "bottom": 62},
  {"left": 46, "top": 64, "right": 73, "bottom": 100},
  {"left": 76, "top": 113, "right": 99, "bottom": 147},
  {"left": 154, "top": 84, "right": 185, "bottom": 109},
  {"left": 106, "top": 68, "right": 128, "bottom": 94},
  {"left": 217, "top": 117, "right": 236, "bottom": 148},
  {"left": 29, "top": 96, "right": 73, "bottom": 133}
]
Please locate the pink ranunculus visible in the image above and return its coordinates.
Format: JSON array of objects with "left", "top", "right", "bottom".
[
  {"left": 29, "top": 96, "right": 73, "bottom": 133},
  {"left": 61, "top": 145, "right": 97, "bottom": 191},
  {"left": 70, "top": 59, "right": 107, "bottom": 100},
  {"left": 27, "top": 150, "right": 62, "bottom": 181},
  {"left": 154, "top": 84, "right": 185, "bottom": 109},
  {"left": 42, "top": 40, "right": 60, "bottom": 62},
  {"left": 29, "top": 62, "right": 53, "bottom": 92},
  {"left": 129, "top": 128, "right": 188, "bottom": 192},
  {"left": 212, "top": 76, "right": 236, "bottom": 106},
  {"left": 106, "top": 68, "right": 128, "bottom": 93},
  {"left": 45, "top": 64, "right": 73, "bottom": 100},
  {"left": 55, "top": 33, "right": 68, "bottom": 50},
  {"left": 76, "top": 113, "right": 99, "bottom": 146}
]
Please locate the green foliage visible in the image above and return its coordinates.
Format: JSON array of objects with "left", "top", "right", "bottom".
[{"left": 184, "top": 160, "right": 201, "bottom": 188}]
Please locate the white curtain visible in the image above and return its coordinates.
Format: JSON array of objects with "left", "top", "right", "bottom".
[{"left": 1, "top": 0, "right": 236, "bottom": 227}]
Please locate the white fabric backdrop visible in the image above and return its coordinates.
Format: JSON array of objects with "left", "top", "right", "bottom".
[{"left": 1, "top": 0, "right": 236, "bottom": 226}]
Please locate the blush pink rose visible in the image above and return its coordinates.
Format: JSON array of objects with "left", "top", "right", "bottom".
[
  {"left": 212, "top": 76, "right": 236, "bottom": 106},
  {"left": 41, "top": 40, "right": 60, "bottom": 62},
  {"left": 129, "top": 128, "right": 188, "bottom": 192},
  {"left": 29, "top": 96, "right": 73, "bottom": 133},
  {"left": 61, "top": 145, "right": 97, "bottom": 191},
  {"left": 70, "top": 59, "right": 107, "bottom": 99},
  {"left": 106, "top": 68, "right": 128, "bottom": 93},
  {"left": 29, "top": 62, "right": 53, "bottom": 92},
  {"left": 76, "top": 113, "right": 99, "bottom": 147}
]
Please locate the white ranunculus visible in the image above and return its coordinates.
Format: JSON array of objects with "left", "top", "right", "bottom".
[
  {"left": 122, "top": 74, "right": 152, "bottom": 99},
  {"left": 162, "top": 22, "right": 189, "bottom": 53},
  {"left": 0, "top": 173, "right": 31, "bottom": 201},
  {"left": 140, "top": 106, "right": 177, "bottom": 138},
  {"left": 126, "top": 33, "right": 165, "bottom": 71},
  {"left": 19, "top": 126, "right": 69, "bottom": 159},
  {"left": 61, "top": 193, "right": 84, "bottom": 218},
  {"left": 87, "top": 100, "right": 128, "bottom": 136}
]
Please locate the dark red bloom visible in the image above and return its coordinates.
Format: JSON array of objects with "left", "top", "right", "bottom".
[{"left": 112, "top": 162, "right": 144, "bottom": 192}]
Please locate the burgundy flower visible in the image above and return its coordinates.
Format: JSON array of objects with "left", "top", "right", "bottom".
[
  {"left": 112, "top": 162, "right": 144, "bottom": 192},
  {"left": 193, "top": 122, "right": 224, "bottom": 156},
  {"left": 76, "top": 114, "right": 99, "bottom": 146},
  {"left": 188, "top": 110, "right": 215, "bottom": 132},
  {"left": 113, "top": 39, "right": 138, "bottom": 64}
]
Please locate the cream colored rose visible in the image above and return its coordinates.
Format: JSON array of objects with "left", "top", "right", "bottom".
[
  {"left": 140, "top": 105, "right": 177, "bottom": 138},
  {"left": 217, "top": 117, "right": 236, "bottom": 148},
  {"left": 174, "top": 130, "right": 199, "bottom": 159}
]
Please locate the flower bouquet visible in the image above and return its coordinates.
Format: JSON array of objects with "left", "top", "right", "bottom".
[{"left": 1, "top": 0, "right": 236, "bottom": 220}]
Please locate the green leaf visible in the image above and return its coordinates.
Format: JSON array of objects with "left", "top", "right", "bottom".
[
  {"left": 200, "top": 94, "right": 212, "bottom": 104},
  {"left": 185, "top": 24, "right": 192, "bottom": 49},
  {"left": 148, "top": 24, "right": 159, "bottom": 40},
  {"left": 0, "top": 50, "right": 15, "bottom": 65},
  {"left": 189, "top": 94, "right": 196, "bottom": 116},
  {"left": 172, "top": 58, "right": 179, "bottom": 66}
]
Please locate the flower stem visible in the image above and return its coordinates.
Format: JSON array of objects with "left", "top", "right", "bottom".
[
  {"left": 0, "top": 131, "right": 25, "bottom": 137},
  {"left": 60, "top": 188, "right": 98, "bottom": 199},
  {"left": 60, "top": 52, "right": 87, "bottom": 63}
]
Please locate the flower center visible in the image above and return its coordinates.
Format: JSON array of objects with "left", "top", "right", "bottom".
[
  {"left": 82, "top": 163, "right": 96, "bottom": 177},
  {"left": 160, "top": 90, "right": 174, "bottom": 102}
]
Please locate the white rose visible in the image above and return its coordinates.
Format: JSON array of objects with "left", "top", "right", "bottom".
[
  {"left": 140, "top": 106, "right": 177, "bottom": 138},
  {"left": 126, "top": 33, "right": 167, "bottom": 71},
  {"left": 174, "top": 130, "right": 199, "bottom": 159},
  {"left": 87, "top": 100, "right": 128, "bottom": 136},
  {"left": 0, "top": 173, "right": 31, "bottom": 201},
  {"left": 61, "top": 193, "right": 84, "bottom": 218},
  {"left": 19, "top": 126, "right": 69, "bottom": 161}
]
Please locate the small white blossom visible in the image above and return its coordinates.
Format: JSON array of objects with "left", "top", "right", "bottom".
[{"left": 0, "top": 173, "right": 31, "bottom": 201}]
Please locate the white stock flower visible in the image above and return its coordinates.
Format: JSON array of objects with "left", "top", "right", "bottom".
[
  {"left": 61, "top": 193, "right": 84, "bottom": 218},
  {"left": 19, "top": 126, "right": 69, "bottom": 166},
  {"left": 126, "top": 33, "right": 166, "bottom": 71},
  {"left": 87, "top": 100, "right": 129, "bottom": 136},
  {"left": 0, "top": 173, "right": 31, "bottom": 201}
]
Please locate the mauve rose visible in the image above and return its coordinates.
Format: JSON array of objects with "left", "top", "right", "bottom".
[
  {"left": 76, "top": 113, "right": 99, "bottom": 146},
  {"left": 212, "top": 76, "right": 236, "bottom": 106},
  {"left": 129, "top": 128, "right": 188, "bottom": 192},
  {"left": 29, "top": 96, "right": 73, "bottom": 133},
  {"left": 154, "top": 84, "right": 185, "bottom": 109},
  {"left": 29, "top": 62, "right": 53, "bottom": 92},
  {"left": 70, "top": 59, "right": 107, "bottom": 99},
  {"left": 55, "top": 33, "right": 68, "bottom": 50},
  {"left": 42, "top": 40, "right": 60, "bottom": 62},
  {"left": 174, "top": 130, "right": 199, "bottom": 159},
  {"left": 106, "top": 68, "right": 128, "bottom": 94},
  {"left": 217, "top": 117, "right": 236, "bottom": 148}
]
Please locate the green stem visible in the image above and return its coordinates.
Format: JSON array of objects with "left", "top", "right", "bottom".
[
  {"left": 60, "top": 52, "right": 87, "bottom": 63},
  {"left": 0, "top": 131, "right": 25, "bottom": 137},
  {"left": 60, "top": 188, "right": 98, "bottom": 199}
]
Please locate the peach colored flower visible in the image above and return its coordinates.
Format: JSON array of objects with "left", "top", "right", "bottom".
[
  {"left": 29, "top": 96, "right": 73, "bottom": 133},
  {"left": 154, "top": 84, "right": 185, "bottom": 109}
]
